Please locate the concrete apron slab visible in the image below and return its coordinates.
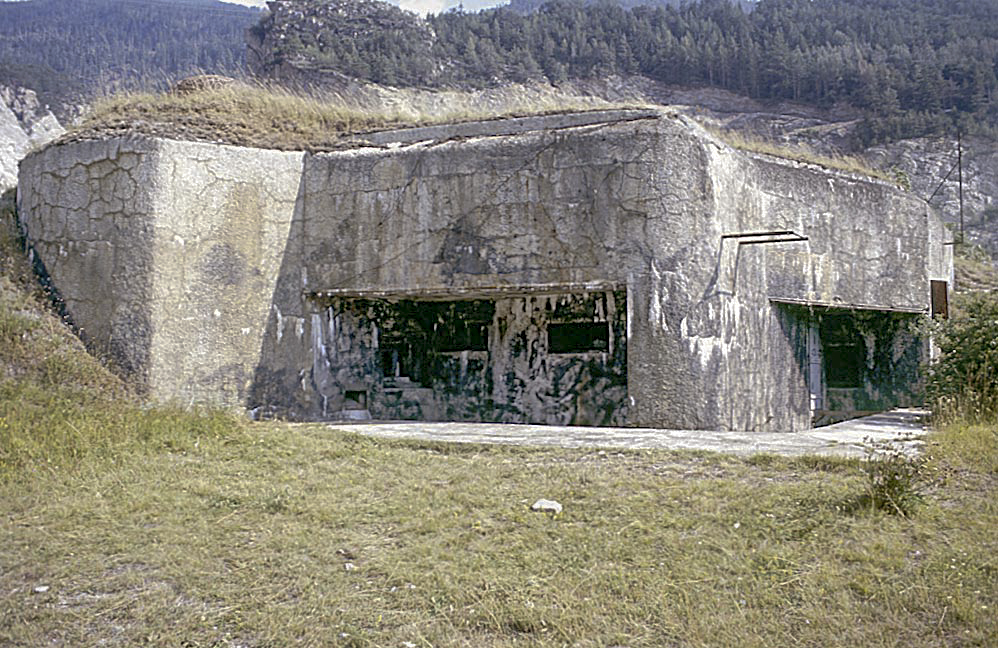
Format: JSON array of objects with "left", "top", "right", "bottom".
[{"left": 330, "top": 408, "right": 930, "bottom": 459}]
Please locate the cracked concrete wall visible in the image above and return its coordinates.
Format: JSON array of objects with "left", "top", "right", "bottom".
[
  {"left": 301, "top": 112, "right": 722, "bottom": 428},
  {"left": 300, "top": 111, "right": 949, "bottom": 430},
  {"left": 702, "top": 139, "right": 952, "bottom": 430},
  {"left": 148, "top": 139, "right": 305, "bottom": 407},
  {"left": 18, "top": 137, "right": 305, "bottom": 405},
  {"left": 17, "top": 109, "right": 951, "bottom": 431},
  {"left": 18, "top": 137, "right": 161, "bottom": 386}
]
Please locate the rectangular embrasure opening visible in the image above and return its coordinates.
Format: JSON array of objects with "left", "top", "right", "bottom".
[
  {"left": 548, "top": 322, "right": 609, "bottom": 353},
  {"left": 312, "top": 290, "right": 628, "bottom": 426}
]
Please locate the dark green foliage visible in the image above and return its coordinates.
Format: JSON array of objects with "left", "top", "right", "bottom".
[
  {"left": 0, "top": 0, "right": 260, "bottom": 109},
  {"left": 927, "top": 293, "right": 998, "bottom": 421},
  {"left": 2, "top": 0, "right": 997, "bottom": 145}
]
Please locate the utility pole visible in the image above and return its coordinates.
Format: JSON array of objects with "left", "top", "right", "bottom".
[{"left": 957, "top": 129, "right": 964, "bottom": 244}]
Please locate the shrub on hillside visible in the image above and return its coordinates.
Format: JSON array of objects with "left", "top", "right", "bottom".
[{"left": 927, "top": 293, "right": 998, "bottom": 421}]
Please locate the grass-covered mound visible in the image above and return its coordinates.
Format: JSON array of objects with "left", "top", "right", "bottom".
[{"left": 63, "top": 81, "right": 903, "bottom": 186}]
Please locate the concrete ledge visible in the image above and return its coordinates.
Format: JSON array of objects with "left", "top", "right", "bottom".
[
  {"left": 330, "top": 408, "right": 929, "bottom": 458},
  {"left": 356, "top": 109, "right": 662, "bottom": 146}
]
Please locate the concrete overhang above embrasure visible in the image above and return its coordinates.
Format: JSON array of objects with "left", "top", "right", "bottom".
[
  {"left": 352, "top": 109, "right": 664, "bottom": 147},
  {"left": 310, "top": 281, "right": 627, "bottom": 302}
]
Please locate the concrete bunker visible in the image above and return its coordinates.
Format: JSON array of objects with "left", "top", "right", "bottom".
[{"left": 16, "top": 108, "right": 953, "bottom": 432}]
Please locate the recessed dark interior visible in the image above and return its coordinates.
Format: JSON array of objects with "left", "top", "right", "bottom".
[{"left": 548, "top": 322, "right": 609, "bottom": 353}]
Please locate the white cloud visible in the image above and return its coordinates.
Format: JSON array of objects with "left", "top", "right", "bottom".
[
  {"left": 221, "top": 0, "right": 506, "bottom": 16},
  {"left": 394, "top": 0, "right": 453, "bottom": 13}
]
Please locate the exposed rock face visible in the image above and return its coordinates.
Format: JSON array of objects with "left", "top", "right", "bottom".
[
  {"left": 866, "top": 136, "right": 998, "bottom": 254},
  {"left": 0, "top": 86, "right": 64, "bottom": 191},
  {"left": 18, "top": 110, "right": 951, "bottom": 432},
  {"left": 0, "top": 101, "right": 29, "bottom": 192}
]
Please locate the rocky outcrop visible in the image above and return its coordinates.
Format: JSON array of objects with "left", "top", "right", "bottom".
[
  {"left": 247, "top": 0, "right": 437, "bottom": 89},
  {"left": 865, "top": 136, "right": 998, "bottom": 254},
  {"left": 0, "top": 86, "right": 64, "bottom": 191}
]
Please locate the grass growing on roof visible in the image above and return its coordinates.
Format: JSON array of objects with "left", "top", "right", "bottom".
[
  {"left": 707, "top": 127, "right": 896, "bottom": 184},
  {"left": 67, "top": 81, "right": 624, "bottom": 151}
]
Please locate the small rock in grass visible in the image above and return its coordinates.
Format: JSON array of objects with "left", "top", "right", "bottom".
[
  {"left": 344, "top": 562, "right": 356, "bottom": 571},
  {"left": 531, "top": 499, "right": 563, "bottom": 514},
  {"left": 33, "top": 585, "right": 49, "bottom": 594}
]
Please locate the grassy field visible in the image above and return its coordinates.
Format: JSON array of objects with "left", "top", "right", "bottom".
[
  {"left": 2, "top": 420, "right": 996, "bottom": 647},
  {"left": 2, "top": 194, "right": 997, "bottom": 647}
]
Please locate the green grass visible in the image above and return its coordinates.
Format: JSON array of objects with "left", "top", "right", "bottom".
[
  {"left": 2, "top": 189, "right": 996, "bottom": 647},
  {"left": 1, "top": 424, "right": 995, "bottom": 647}
]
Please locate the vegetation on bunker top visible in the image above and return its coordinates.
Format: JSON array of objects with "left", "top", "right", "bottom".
[{"left": 61, "top": 81, "right": 627, "bottom": 150}]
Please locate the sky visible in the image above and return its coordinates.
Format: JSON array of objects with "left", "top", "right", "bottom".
[
  {"left": 223, "top": 0, "right": 505, "bottom": 15},
  {"left": 0, "top": 0, "right": 506, "bottom": 16}
]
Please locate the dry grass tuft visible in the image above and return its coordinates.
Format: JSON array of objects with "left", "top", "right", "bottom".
[
  {"left": 66, "top": 81, "right": 625, "bottom": 151},
  {"left": 708, "top": 128, "right": 895, "bottom": 183}
]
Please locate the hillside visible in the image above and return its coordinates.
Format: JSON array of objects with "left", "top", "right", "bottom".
[
  {"left": 250, "top": 0, "right": 998, "bottom": 146},
  {"left": 1, "top": 0, "right": 997, "bottom": 260},
  {"left": 0, "top": 0, "right": 262, "bottom": 191},
  {"left": 0, "top": 0, "right": 260, "bottom": 113}
]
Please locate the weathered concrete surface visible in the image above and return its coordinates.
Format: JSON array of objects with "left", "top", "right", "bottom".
[
  {"left": 18, "top": 137, "right": 305, "bottom": 401},
  {"left": 17, "top": 108, "right": 952, "bottom": 431},
  {"left": 331, "top": 408, "right": 929, "bottom": 459}
]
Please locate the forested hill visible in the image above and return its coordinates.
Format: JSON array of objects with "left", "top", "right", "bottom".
[
  {"left": 253, "top": 0, "right": 998, "bottom": 146},
  {"left": 505, "top": 0, "right": 756, "bottom": 14},
  {"left": 0, "top": 0, "right": 260, "bottom": 110}
]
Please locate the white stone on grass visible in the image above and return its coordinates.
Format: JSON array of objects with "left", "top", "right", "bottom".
[{"left": 531, "top": 499, "right": 563, "bottom": 514}]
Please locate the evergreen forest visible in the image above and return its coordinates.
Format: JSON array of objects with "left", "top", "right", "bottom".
[{"left": 1, "top": 0, "right": 996, "bottom": 146}]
